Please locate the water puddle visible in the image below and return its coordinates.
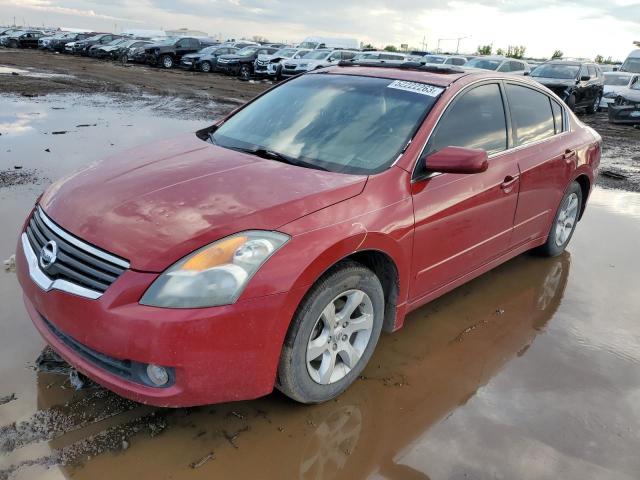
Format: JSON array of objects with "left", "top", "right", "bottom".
[{"left": 0, "top": 65, "right": 74, "bottom": 80}]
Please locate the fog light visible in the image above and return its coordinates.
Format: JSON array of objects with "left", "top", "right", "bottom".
[{"left": 146, "top": 364, "right": 169, "bottom": 386}]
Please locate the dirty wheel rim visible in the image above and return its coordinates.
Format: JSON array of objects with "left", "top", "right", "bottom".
[
  {"left": 306, "top": 289, "right": 374, "bottom": 385},
  {"left": 163, "top": 56, "right": 172, "bottom": 68},
  {"left": 201, "top": 61, "right": 210, "bottom": 72},
  {"left": 240, "top": 65, "right": 250, "bottom": 80},
  {"left": 555, "top": 192, "right": 579, "bottom": 246},
  {"left": 594, "top": 95, "right": 600, "bottom": 110}
]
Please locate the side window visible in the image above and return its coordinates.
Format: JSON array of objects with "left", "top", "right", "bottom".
[
  {"left": 497, "top": 62, "right": 510, "bottom": 72},
  {"left": 551, "top": 100, "right": 564, "bottom": 134},
  {"left": 511, "top": 61, "right": 525, "bottom": 72},
  {"left": 587, "top": 65, "right": 597, "bottom": 78},
  {"left": 176, "top": 39, "right": 187, "bottom": 48},
  {"left": 452, "top": 57, "right": 466, "bottom": 66},
  {"left": 341, "top": 51, "right": 356, "bottom": 60},
  {"left": 506, "top": 84, "right": 555, "bottom": 145},
  {"left": 579, "top": 66, "right": 588, "bottom": 79},
  {"left": 328, "top": 52, "right": 341, "bottom": 61},
  {"left": 424, "top": 83, "right": 507, "bottom": 157}
]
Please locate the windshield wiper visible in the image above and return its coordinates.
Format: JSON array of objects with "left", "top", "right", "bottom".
[{"left": 215, "top": 144, "right": 328, "bottom": 171}]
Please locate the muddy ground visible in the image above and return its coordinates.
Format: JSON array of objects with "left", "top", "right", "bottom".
[{"left": 1, "top": 52, "right": 640, "bottom": 480}]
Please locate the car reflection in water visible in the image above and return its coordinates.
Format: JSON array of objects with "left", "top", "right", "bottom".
[{"left": 33, "top": 253, "right": 570, "bottom": 480}]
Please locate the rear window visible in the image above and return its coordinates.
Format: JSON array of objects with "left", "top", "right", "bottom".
[
  {"left": 506, "top": 84, "right": 555, "bottom": 145},
  {"left": 210, "top": 74, "right": 442, "bottom": 175},
  {"left": 604, "top": 74, "right": 631, "bottom": 86}
]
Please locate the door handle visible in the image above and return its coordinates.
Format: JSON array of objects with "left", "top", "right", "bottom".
[
  {"left": 563, "top": 149, "right": 576, "bottom": 161},
  {"left": 500, "top": 175, "right": 519, "bottom": 192}
]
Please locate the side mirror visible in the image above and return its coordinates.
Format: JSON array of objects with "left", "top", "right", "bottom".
[
  {"left": 580, "top": 75, "right": 591, "bottom": 81},
  {"left": 523, "top": 71, "right": 530, "bottom": 76},
  {"left": 423, "top": 146, "right": 489, "bottom": 174}
]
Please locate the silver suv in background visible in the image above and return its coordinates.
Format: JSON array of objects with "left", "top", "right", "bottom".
[
  {"left": 465, "top": 55, "right": 531, "bottom": 75},
  {"left": 351, "top": 51, "right": 407, "bottom": 64},
  {"left": 422, "top": 54, "right": 468, "bottom": 66},
  {"left": 254, "top": 47, "right": 310, "bottom": 79},
  {"left": 281, "top": 49, "right": 358, "bottom": 77}
]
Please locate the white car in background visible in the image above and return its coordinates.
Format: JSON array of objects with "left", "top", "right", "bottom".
[
  {"left": 281, "top": 49, "right": 358, "bottom": 77},
  {"left": 600, "top": 71, "right": 640, "bottom": 109},
  {"left": 254, "top": 47, "right": 310, "bottom": 79},
  {"left": 422, "top": 54, "right": 467, "bottom": 66},
  {"left": 464, "top": 55, "right": 531, "bottom": 75},
  {"left": 352, "top": 51, "right": 407, "bottom": 64}
]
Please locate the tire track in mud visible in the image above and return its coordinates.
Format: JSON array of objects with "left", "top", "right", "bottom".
[
  {"left": 0, "top": 388, "right": 144, "bottom": 454},
  {"left": 0, "top": 411, "right": 168, "bottom": 480}
]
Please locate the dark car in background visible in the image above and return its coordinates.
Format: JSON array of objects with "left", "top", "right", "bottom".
[
  {"left": 112, "top": 39, "right": 154, "bottom": 62},
  {"left": 531, "top": 60, "right": 604, "bottom": 113},
  {"left": 89, "top": 37, "right": 130, "bottom": 58},
  {"left": 4, "top": 30, "right": 44, "bottom": 48},
  {"left": 72, "top": 33, "right": 118, "bottom": 55},
  {"left": 216, "top": 45, "right": 279, "bottom": 79},
  {"left": 144, "top": 37, "right": 217, "bottom": 68},
  {"left": 180, "top": 45, "right": 237, "bottom": 72}
]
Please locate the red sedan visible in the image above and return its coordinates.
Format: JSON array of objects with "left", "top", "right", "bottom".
[{"left": 16, "top": 64, "right": 601, "bottom": 406}]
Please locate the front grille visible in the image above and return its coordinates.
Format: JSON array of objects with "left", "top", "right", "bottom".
[
  {"left": 42, "top": 314, "right": 134, "bottom": 379},
  {"left": 25, "top": 207, "right": 128, "bottom": 294},
  {"left": 41, "top": 314, "right": 174, "bottom": 387}
]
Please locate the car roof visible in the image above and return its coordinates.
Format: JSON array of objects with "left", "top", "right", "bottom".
[{"left": 546, "top": 60, "right": 588, "bottom": 66}]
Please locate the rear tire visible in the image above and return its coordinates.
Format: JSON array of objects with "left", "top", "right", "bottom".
[
  {"left": 200, "top": 61, "right": 211, "bottom": 73},
  {"left": 536, "top": 182, "right": 582, "bottom": 257},
  {"left": 277, "top": 261, "right": 384, "bottom": 404},
  {"left": 239, "top": 64, "right": 251, "bottom": 80}
]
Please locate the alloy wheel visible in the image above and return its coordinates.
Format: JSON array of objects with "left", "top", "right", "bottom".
[
  {"left": 306, "top": 289, "right": 374, "bottom": 385},
  {"left": 162, "top": 56, "right": 173, "bottom": 68},
  {"left": 555, "top": 192, "right": 579, "bottom": 246},
  {"left": 240, "top": 65, "right": 251, "bottom": 80},
  {"left": 201, "top": 61, "right": 211, "bottom": 72}
]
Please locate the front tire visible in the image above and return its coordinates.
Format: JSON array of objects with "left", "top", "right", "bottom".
[
  {"left": 536, "top": 182, "right": 582, "bottom": 257},
  {"left": 566, "top": 94, "right": 576, "bottom": 112},
  {"left": 200, "top": 61, "right": 211, "bottom": 73},
  {"left": 586, "top": 93, "right": 601, "bottom": 114},
  {"left": 277, "top": 262, "right": 384, "bottom": 404},
  {"left": 239, "top": 64, "right": 252, "bottom": 80},
  {"left": 160, "top": 54, "right": 173, "bottom": 69}
]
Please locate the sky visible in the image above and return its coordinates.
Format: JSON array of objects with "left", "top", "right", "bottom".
[{"left": 1, "top": 0, "right": 638, "bottom": 60}]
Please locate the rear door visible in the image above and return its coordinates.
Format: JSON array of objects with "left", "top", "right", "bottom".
[
  {"left": 505, "top": 82, "right": 574, "bottom": 247},
  {"left": 409, "top": 82, "right": 520, "bottom": 301}
]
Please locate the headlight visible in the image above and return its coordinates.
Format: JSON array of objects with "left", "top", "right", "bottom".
[
  {"left": 140, "top": 231, "right": 289, "bottom": 308},
  {"left": 298, "top": 63, "right": 308, "bottom": 68}
]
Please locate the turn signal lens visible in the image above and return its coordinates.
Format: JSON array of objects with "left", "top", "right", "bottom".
[{"left": 181, "top": 236, "right": 247, "bottom": 271}]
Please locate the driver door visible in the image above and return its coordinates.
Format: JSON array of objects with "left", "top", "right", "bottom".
[{"left": 409, "top": 82, "right": 520, "bottom": 302}]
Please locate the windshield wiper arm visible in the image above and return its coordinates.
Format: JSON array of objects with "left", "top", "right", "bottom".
[{"left": 230, "top": 146, "right": 329, "bottom": 171}]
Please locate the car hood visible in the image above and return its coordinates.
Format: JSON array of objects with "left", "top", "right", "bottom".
[
  {"left": 181, "top": 53, "right": 200, "bottom": 60},
  {"left": 218, "top": 54, "right": 250, "bottom": 61},
  {"left": 618, "top": 88, "right": 640, "bottom": 102},
  {"left": 39, "top": 134, "right": 367, "bottom": 272},
  {"left": 285, "top": 58, "right": 324, "bottom": 67},
  {"left": 532, "top": 77, "right": 576, "bottom": 88}
]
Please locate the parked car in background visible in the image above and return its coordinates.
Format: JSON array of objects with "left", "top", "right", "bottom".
[
  {"left": 530, "top": 60, "right": 604, "bottom": 113},
  {"left": 219, "top": 40, "right": 259, "bottom": 49},
  {"left": 180, "top": 45, "right": 237, "bottom": 71},
  {"left": 597, "top": 64, "right": 620, "bottom": 73},
  {"left": 297, "top": 36, "right": 359, "bottom": 50},
  {"left": 0, "top": 28, "right": 21, "bottom": 44},
  {"left": 4, "top": 30, "right": 44, "bottom": 48},
  {"left": 38, "top": 32, "right": 70, "bottom": 50},
  {"left": 422, "top": 54, "right": 467, "bottom": 66},
  {"left": 281, "top": 49, "right": 358, "bottom": 77},
  {"left": 351, "top": 51, "right": 407, "bottom": 64},
  {"left": 15, "top": 63, "right": 600, "bottom": 407},
  {"left": 145, "top": 37, "right": 216, "bottom": 68},
  {"left": 621, "top": 49, "right": 640, "bottom": 74},
  {"left": 254, "top": 47, "right": 310, "bottom": 79},
  {"left": 216, "top": 46, "right": 279, "bottom": 79},
  {"left": 608, "top": 79, "right": 640, "bottom": 124},
  {"left": 111, "top": 39, "right": 154, "bottom": 61},
  {"left": 89, "top": 37, "right": 129, "bottom": 58},
  {"left": 72, "top": 33, "right": 117, "bottom": 55},
  {"left": 464, "top": 56, "right": 530, "bottom": 75},
  {"left": 600, "top": 71, "right": 640, "bottom": 109}
]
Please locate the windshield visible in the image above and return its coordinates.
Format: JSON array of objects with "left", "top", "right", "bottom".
[
  {"left": 465, "top": 58, "right": 501, "bottom": 70},
  {"left": 632, "top": 81, "right": 640, "bottom": 91},
  {"left": 210, "top": 74, "right": 440, "bottom": 175},
  {"left": 236, "top": 47, "right": 257, "bottom": 56},
  {"left": 107, "top": 38, "right": 123, "bottom": 46},
  {"left": 531, "top": 64, "right": 580, "bottom": 79},
  {"left": 302, "top": 50, "right": 330, "bottom": 60},
  {"left": 604, "top": 74, "right": 631, "bottom": 86},
  {"left": 273, "top": 48, "right": 297, "bottom": 57},
  {"left": 198, "top": 45, "right": 218, "bottom": 54},
  {"left": 154, "top": 37, "right": 177, "bottom": 46},
  {"left": 621, "top": 57, "right": 640, "bottom": 74},
  {"left": 423, "top": 55, "right": 445, "bottom": 64},
  {"left": 298, "top": 41, "right": 319, "bottom": 49}
]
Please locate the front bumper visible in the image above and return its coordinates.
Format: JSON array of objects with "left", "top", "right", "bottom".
[
  {"left": 608, "top": 103, "right": 640, "bottom": 124},
  {"left": 216, "top": 63, "right": 240, "bottom": 74},
  {"left": 281, "top": 66, "right": 308, "bottom": 77},
  {"left": 16, "top": 234, "right": 302, "bottom": 407}
]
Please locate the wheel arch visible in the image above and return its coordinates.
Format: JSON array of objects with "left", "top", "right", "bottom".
[{"left": 573, "top": 173, "right": 591, "bottom": 220}]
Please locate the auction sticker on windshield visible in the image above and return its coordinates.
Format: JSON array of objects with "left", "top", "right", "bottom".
[{"left": 387, "top": 80, "right": 444, "bottom": 97}]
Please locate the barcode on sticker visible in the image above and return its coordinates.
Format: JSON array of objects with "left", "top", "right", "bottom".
[{"left": 387, "top": 80, "right": 444, "bottom": 97}]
